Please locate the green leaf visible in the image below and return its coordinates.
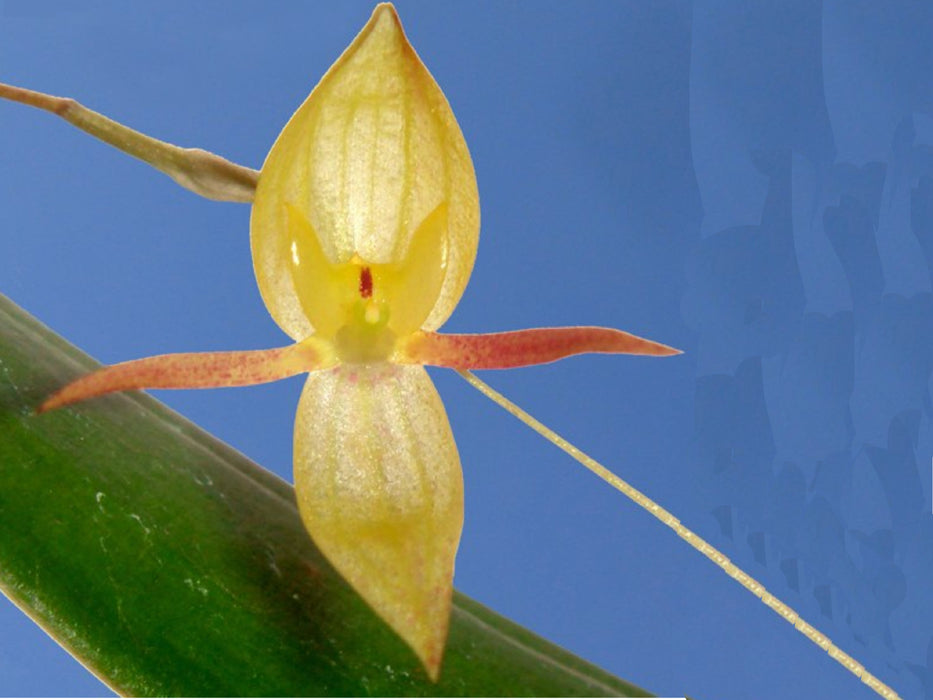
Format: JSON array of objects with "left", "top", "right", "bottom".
[{"left": 0, "top": 293, "right": 652, "bottom": 697}]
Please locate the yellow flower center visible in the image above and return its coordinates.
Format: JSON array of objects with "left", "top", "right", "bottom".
[{"left": 284, "top": 202, "right": 449, "bottom": 364}]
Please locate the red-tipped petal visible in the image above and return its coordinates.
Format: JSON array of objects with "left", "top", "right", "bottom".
[
  {"left": 400, "top": 327, "right": 681, "bottom": 370},
  {"left": 39, "top": 339, "right": 332, "bottom": 413}
]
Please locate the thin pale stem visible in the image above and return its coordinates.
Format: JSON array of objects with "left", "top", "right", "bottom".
[
  {"left": 457, "top": 370, "right": 902, "bottom": 700},
  {"left": 0, "top": 81, "right": 259, "bottom": 203},
  {"left": 39, "top": 340, "right": 331, "bottom": 413},
  {"left": 401, "top": 327, "right": 680, "bottom": 370}
]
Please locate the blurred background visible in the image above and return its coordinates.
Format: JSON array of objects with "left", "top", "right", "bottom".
[{"left": 1, "top": 2, "right": 931, "bottom": 698}]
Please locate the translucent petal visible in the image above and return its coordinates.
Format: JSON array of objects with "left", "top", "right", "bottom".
[
  {"left": 284, "top": 203, "right": 356, "bottom": 338},
  {"left": 252, "top": 4, "right": 479, "bottom": 340},
  {"left": 376, "top": 201, "right": 448, "bottom": 336},
  {"left": 293, "top": 364, "right": 463, "bottom": 678}
]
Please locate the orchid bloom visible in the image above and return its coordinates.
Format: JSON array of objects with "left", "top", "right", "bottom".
[
  {"left": 4, "top": 6, "right": 900, "bottom": 698},
  {"left": 10, "top": 5, "right": 676, "bottom": 677}
]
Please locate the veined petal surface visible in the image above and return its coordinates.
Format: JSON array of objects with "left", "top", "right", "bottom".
[
  {"left": 252, "top": 4, "right": 479, "bottom": 339},
  {"left": 293, "top": 363, "right": 463, "bottom": 678}
]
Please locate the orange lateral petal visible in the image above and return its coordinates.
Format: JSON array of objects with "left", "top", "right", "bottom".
[
  {"left": 39, "top": 338, "right": 332, "bottom": 413},
  {"left": 400, "top": 327, "right": 681, "bottom": 370}
]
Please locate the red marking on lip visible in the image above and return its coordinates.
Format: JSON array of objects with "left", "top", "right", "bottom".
[{"left": 359, "top": 266, "right": 373, "bottom": 298}]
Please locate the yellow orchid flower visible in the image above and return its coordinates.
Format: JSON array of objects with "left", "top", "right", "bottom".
[
  {"left": 19, "top": 4, "right": 676, "bottom": 678},
  {"left": 0, "top": 4, "right": 901, "bottom": 697}
]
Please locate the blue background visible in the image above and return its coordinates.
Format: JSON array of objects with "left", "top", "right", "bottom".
[{"left": 1, "top": 2, "right": 930, "bottom": 698}]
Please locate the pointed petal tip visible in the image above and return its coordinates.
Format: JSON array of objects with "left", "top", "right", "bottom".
[
  {"left": 625, "top": 334, "right": 683, "bottom": 358},
  {"left": 421, "top": 648, "right": 444, "bottom": 683},
  {"left": 36, "top": 389, "right": 70, "bottom": 414},
  {"left": 390, "top": 595, "right": 449, "bottom": 683},
  {"left": 368, "top": 2, "right": 404, "bottom": 36},
  {"left": 402, "top": 615, "right": 447, "bottom": 682},
  {"left": 372, "top": 2, "right": 399, "bottom": 18}
]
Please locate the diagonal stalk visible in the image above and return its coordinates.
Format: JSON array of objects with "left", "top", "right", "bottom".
[
  {"left": 457, "top": 370, "right": 902, "bottom": 700},
  {"left": 0, "top": 82, "right": 259, "bottom": 202}
]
